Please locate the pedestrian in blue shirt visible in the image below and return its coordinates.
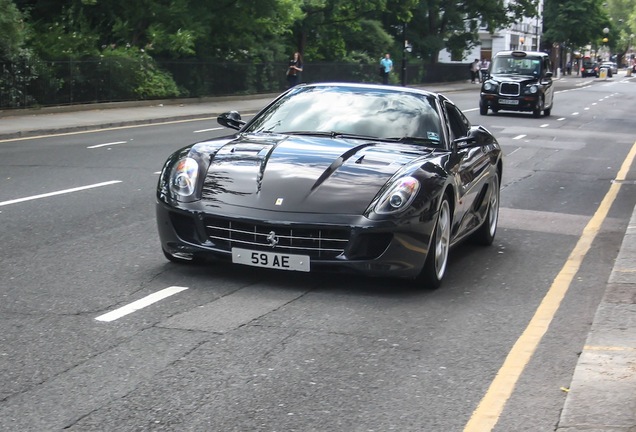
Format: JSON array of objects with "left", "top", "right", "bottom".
[{"left": 380, "top": 53, "right": 393, "bottom": 85}]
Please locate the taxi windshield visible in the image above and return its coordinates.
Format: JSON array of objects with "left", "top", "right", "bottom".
[{"left": 491, "top": 56, "right": 542, "bottom": 77}]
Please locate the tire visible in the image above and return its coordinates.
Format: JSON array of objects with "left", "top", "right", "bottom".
[
  {"left": 418, "top": 196, "right": 451, "bottom": 289},
  {"left": 532, "top": 97, "right": 543, "bottom": 118},
  {"left": 472, "top": 173, "right": 500, "bottom": 246},
  {"left": 479, "top": 101, "right": 488, "bottom": 115},
  {"left": 544, "top": 104, "right": 551, "bottom": 116}
]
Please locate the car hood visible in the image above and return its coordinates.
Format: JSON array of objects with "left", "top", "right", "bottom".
[{"left": 196, "top": 133, "right": 435, "bottom": 214}]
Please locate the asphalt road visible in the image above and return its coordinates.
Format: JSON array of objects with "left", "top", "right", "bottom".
[{"left": 0, "top": 74, "right": 635, "bottom": 431}]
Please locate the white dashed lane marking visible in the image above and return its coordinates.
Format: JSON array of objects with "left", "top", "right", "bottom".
[
  {"left": 95, "top": 286, "right": 189, "bottom": 322},
  {"left": 87, "top": 141, "right": 127, "bottom": 149},
  {"left": 0, "top": 181, "right": 122, "bottom": 207}
]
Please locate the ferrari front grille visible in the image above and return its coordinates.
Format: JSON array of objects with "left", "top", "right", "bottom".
[
  {"left": 204, "top": 217, "right": 349, "bottom": 259},
  {"left": 499, "top": 82, "right": 520, "bottom": 96}
]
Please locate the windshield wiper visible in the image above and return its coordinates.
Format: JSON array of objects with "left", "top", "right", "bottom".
[
  {"left": 282, "top": 131, "right": 380, "bottom": 140},
  {"left": 386, "top": 136, "right": 440, "bottom": 145}
]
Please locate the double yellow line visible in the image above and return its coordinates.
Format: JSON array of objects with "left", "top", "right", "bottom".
[{"left": 464, "top": 140, "right": 636, "bottom": 431}]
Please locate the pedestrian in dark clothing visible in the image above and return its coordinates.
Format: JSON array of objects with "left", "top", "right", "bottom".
[
  {"left": 470, "top": 59, "right": 480, "bottom": 83},
  {"left": 286, "top": 52, "right": 303, "bottom": 88}
]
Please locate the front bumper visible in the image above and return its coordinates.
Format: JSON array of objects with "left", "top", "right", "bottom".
[
  {"left": 156, "top": 200, "right": 437, "bottom": 279},
  {"left": 480, "top": 93, "right": 540, "bottom": 112}
]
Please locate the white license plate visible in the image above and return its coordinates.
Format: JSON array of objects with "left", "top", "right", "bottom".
[
  {"left": 498, "top": 99, "right": 519, "bottom": 105},
  {"left": 232, "top": 248, "right": 310, "bottom": 272}
]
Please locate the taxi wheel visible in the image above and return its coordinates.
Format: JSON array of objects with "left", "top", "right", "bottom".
[
  {"left": 544, "top": 104, "right": 552, "bottom": 116},
  {"left": 532, "top": 97, "right": 543, "bottom": 118},
  {"left": 479, "top": 101, "right": 488, "bottom": 115}
]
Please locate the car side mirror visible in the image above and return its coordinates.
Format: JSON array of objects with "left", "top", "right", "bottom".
[
  {"left": 544, "top": 71, "right": 553, "bottom": 79},
  {"left": 217, "top": 111, "right": 246, "bottom": 130},
  {"left": 453, "top": 126, "right": 494, "bottom": 151}
]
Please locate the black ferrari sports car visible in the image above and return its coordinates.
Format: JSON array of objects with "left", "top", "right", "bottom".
[{"left": 156, "top": 83, "right": 502, "bottom": 288}]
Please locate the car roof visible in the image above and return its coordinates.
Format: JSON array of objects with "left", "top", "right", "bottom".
[
  {"left": 299, "top": 82, "right": 439, "bottom": 98},
  {"left": 493, "top": 50, "right": 549, "bottom": 58}
]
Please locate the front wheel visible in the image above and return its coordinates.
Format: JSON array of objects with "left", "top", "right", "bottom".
[
  {"left": 479, "top": 101, "right": 488, "bottom": 115},
  {"left": 418, "top": 196, "right": 451, "bottom": 289},
  {"left": 532, "top": 97, "right": 543, "bottom": 118},
  {"left": 544, "top": 104, "right": 552, "bottom": 116}
]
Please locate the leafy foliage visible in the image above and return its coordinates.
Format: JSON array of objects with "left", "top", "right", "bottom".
[
  {"left": 600, "top": 0, "right": 636, "bottom": 61},
  {"left": 543, "top": 0, "right": 611, "bottom": 48},
  {"left": 0, "top": 0, "right": 29, "bottom": 61},
  {"left": 98, "top": 47, "right": 181, "bottom": 100},
  {"left": 403, "top": 0, "right": 537, "bottom": 64}
]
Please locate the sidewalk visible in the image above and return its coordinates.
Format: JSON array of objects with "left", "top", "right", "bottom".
[
  {"left": 1, "top": 78, "right": 634, "bottom": 431},
  {"left": 557, "top": 204, "right": 636, "bottom": 432}
]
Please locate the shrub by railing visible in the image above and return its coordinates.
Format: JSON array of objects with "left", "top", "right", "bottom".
[{"left": 0, "top": 59, "right": 472, "bottom": 110}]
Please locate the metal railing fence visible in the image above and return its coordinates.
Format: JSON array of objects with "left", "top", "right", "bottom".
[{"left": 0, "top": 59, "right": 471, "bottom": 110}]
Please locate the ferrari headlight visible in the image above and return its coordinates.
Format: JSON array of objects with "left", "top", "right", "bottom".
[
  {"left": 375, "top": 176, "right": 420, "bottom": 214},
  {"left": 170, "top": 157, "right": 199, "bottom": 198}
]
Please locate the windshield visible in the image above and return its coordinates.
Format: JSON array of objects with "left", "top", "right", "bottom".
[
  {"left": 243, "top": 85, "right": 443, "bottom": 145},
  {"left": 491, "top": 55, "right": 542, "bottom": 77}
]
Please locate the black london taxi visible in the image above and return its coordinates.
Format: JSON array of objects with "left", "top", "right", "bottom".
[{"left": 479, "top": 50, "right": 554, "bottom": 117}]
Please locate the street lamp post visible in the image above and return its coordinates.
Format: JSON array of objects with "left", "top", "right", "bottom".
[
  {"left": 401, "top": 22, "right": 407, "bottom": 86},
  {"left": 630, "top": 34, "right": 635, "bottom": 72},
  {"left": 602, "top": 27, "right": 610, "bottom": 61}
]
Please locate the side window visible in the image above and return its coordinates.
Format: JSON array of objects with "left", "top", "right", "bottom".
[{"left": 444, "top": 102, "right": 470, "bottom": 140}]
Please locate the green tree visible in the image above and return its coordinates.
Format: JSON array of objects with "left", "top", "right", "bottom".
[
  {"left": 290, "top": 0, "right": 416, "bottom": 61},
  {"left": 15, "top": 0, "right": 303, "bottom": 61},
  {"left": 193, "top": 0, "right": 304, "bottom": 62},
  {"left": 0, "top": 0, "right": 29, "bottom": 61},
  {"left": 402, "top": 0, "right": 538, "bottom": 64},
  {"left": 601, "top": 0, "right": 636, "bottom": 64},
  {"left": 0, "top": 0, "right": 40, "bottom": 108},
  {"left": 543, "top": 0, "right": 611, "bottom": 51}
]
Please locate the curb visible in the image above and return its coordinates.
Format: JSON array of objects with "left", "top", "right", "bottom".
[{"left": 0, "top": 93, "right": 282, "bottom": 119}]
